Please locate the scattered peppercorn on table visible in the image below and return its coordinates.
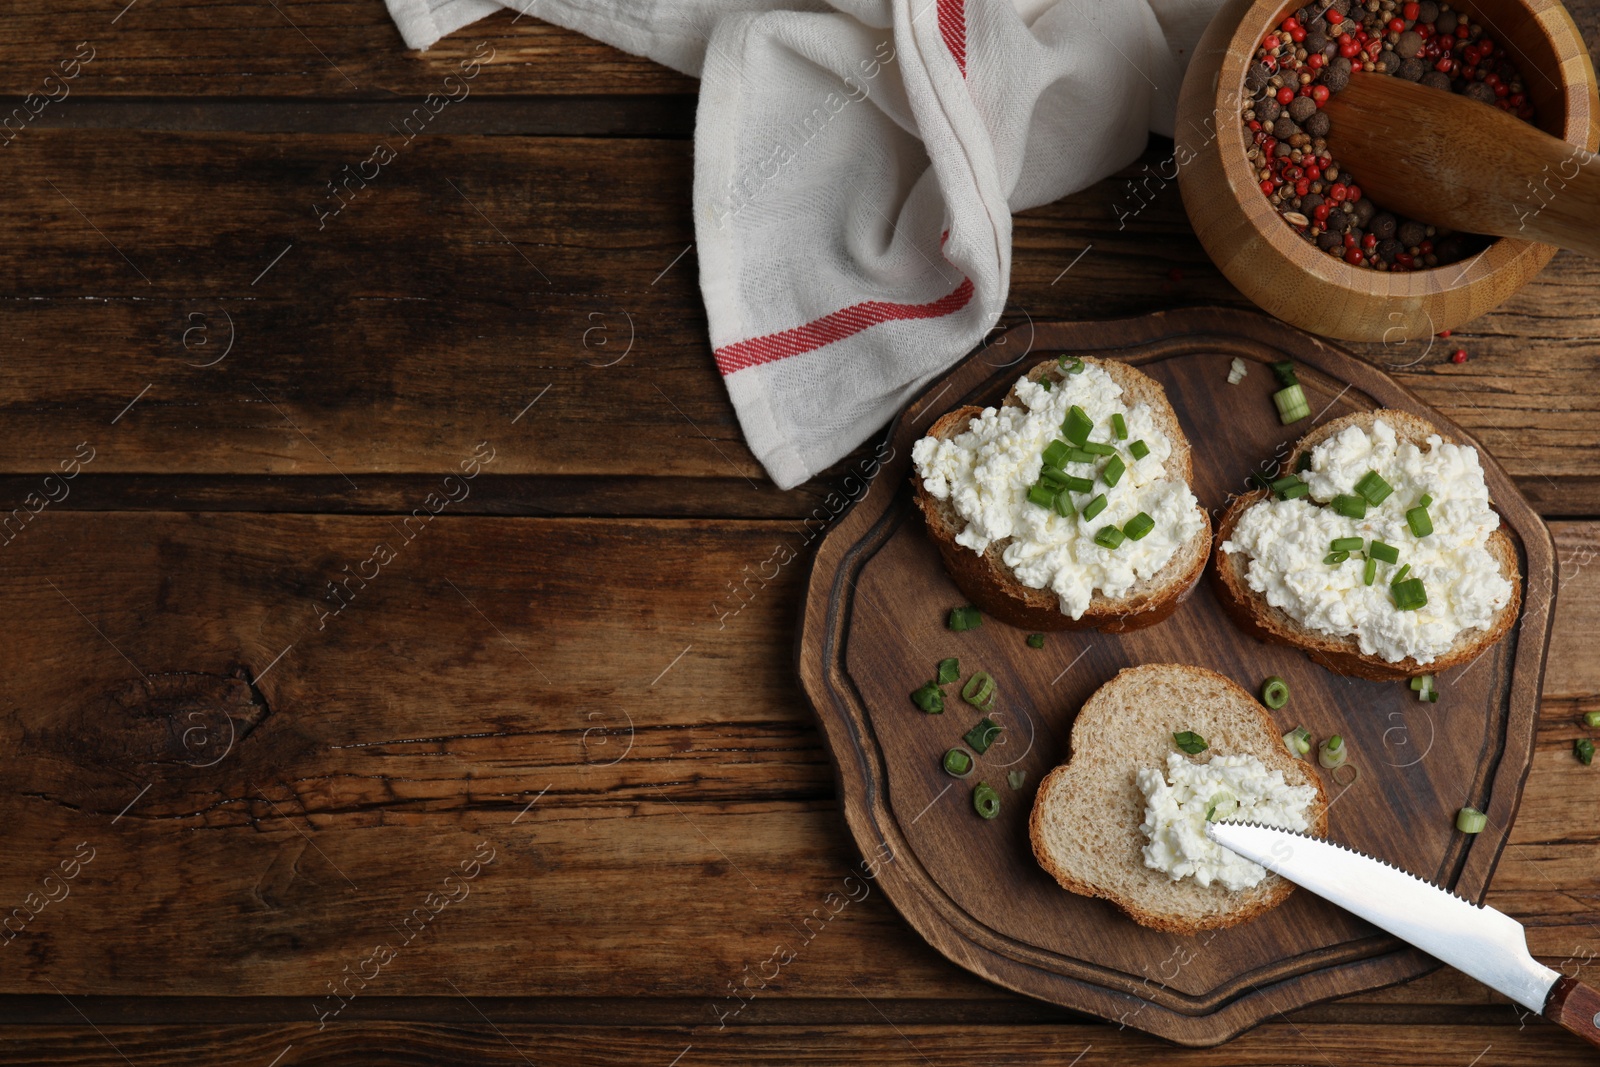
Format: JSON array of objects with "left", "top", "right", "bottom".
[{"left": 1, "top": 4, "right": 1598, "bottom": 1064}]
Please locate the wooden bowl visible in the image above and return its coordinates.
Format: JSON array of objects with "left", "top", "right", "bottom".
[{"left": 1176, "top": 0, "right": 1599, "bottom": 341}]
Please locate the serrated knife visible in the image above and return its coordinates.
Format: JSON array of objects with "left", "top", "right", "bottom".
[{"left": 1206, "top": 821, "right": 1600, "bottom": 1049}]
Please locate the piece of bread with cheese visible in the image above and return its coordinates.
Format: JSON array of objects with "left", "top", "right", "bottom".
[
  {"left": 1214, "top": 410, "right": 1521, "bottom": 681},
  {"left": 1029, "top": 664, "right": 1329, "bottom": 934},
  {"left": 910, "top": 357, "right": 1211, "bottom": 632}
]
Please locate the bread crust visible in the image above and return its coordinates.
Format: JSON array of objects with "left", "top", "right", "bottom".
[
  {"left": 1211, "top": 410, "right": 1523, "bottom": 681},
  {"left": 1027, "top": 665, "right": 1330, "bottom": 934},
  {"left": 910, "top": 358, "right": 1212, "bottom": 633}
]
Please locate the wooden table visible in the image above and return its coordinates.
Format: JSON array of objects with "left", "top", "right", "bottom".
[{"left": 3, "top": 4, "right": 1598, "bottom": 1063}]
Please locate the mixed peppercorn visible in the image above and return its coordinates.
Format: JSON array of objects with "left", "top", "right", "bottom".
[{"left": 1241, "top": 0, "right": 1534, "bottom": 271}]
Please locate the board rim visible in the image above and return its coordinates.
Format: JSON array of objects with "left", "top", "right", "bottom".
[{"left": 795, "top": 307, "right": 1556, "bottom": 1047}]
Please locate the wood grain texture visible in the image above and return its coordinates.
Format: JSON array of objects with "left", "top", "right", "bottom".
[
  {"left": 798, "top": 309, "right": 1555, "bottom": 1045},
  {"left": 1175, "top": 0, "right": 1599, "bottom": 341},
  {"left": 4, "top": 131, "right": 1600, "bottom": 512},
  {"left": 0, "top": 511, "right": 1592, "bottom": 1037},
  {"left": 0, "top": 5, "right": 694, "bottom": 97}
]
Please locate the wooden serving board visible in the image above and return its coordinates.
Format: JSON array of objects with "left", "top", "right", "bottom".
[{"left": 795, "top": 307, "right": 1556, "bottom": 1047}]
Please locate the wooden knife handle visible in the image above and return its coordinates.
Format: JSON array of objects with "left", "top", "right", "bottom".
[{"left": 1544, "top": 975, "right": 1600, "bottom": 1049}]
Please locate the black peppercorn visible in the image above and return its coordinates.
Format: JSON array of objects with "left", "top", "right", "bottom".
[
  {"left": 1377, "top": 49, "right": 1400, "bottom": 74},
  {"left": 1246, "top": 62, "right": 1272, "bottom": 94},
  {"left": 1435, "top": 9, "right": 1458, "bottom": 35},
  {"left": 1370, "top": 212, "right": 1397, "bottom": 239},
  {"left": 1305, "top": 30, "right": 1329, "bottom": 55},
  {"left": 1420, "top": 70, "right": 1452, "bottom": 91},
  {"left": 1354, "top": 198, "right": 1376, "bottom": 226},
  {"left": 1398, "top": 220, "right": 1427, "bottom": 248},
  {"left": 1417, "top": 1, "right": 1439, "bottom": 22},
  {"left": 1463, "top": 81, "right": 1497, "bottom": 105},
  {"left": 1305, "top": 110, "right": 1331, "bottom": 138},
  {"left": 1257, "top": 97, "right": 1282, "bottom": 123},
  {"left": 1377, "top": 237, "right": 1402, "bottom": 261},
  {"left": 1289, "top": 95, "right": 1318, "bottom": 123},
  {"left": 1323, "top": 63, "right": 1352, "bottom": 94},
  {"left": 1395, "top": 30, "right": 1423, "bottom": 58},
  {"left": 1399, "top": 57, "right": 1425, "bottom": 81},
  {"left": 1274, "top": 115, "right": 1299, "bottom": 139},
  {"left": 1318, "top": 230, "right": 1343, "bottom": 250}
]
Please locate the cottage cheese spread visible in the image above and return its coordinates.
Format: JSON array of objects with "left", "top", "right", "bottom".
[
  {"left": 910, "top": 364, "right": 1204, "bottom": 619},
  {"left": 1137, "top": 752, "right": 1317, "bottom": 891},
  {"left": 1220, "top": 419, "right": 1512, "bottom": 664}
]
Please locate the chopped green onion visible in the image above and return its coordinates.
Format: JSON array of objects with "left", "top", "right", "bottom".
[
  {"left": 1082, "top": 494, "right": 1107, "bottom": 521},
  {"left": 1392, "top": 577, "right": 1428, "bottom": 611},
  {"left": 1577, "top": 738, "right": 1596, "bottom": 765},
  {"left": 1318, "top": 734, "right": 1347, "bottom": 769},
  {"left": 1172, "top": 730, "right": 1208, "bottom": 755},
  {"left": 1059, "top": 474, "right": 1095, "bottom": 493},
  {"left": 1205, "top": 791, "right": 1239, "bottom": 822},
  {"left": 1093, "top": 526, "right": 1126, "bottom": 550},
  {"left": 1102, "top": 455, "right": 1126, "bottom": 487},
  {"left": 1274, "top": 383, "right": 1310, "bottom": 424},
  {"left": 961, "top": 671, "right": 996, "bottom": 710},
  {"left": 1330, "top": 536, "right": 1364, "bottom": 553},
  {"left": 948, "top": 606, "right": 982, "bottom": 631},
  {"left": 1228, "top": 357, "right": 1248, "bottom": 385},
  {"left": 1456, "top": 807, "right": 1487, "bottom": 834},
  {"left": 1111, "top": 413, "right": 1128, "bottom": 440},
  {"left": 1272, "top": 474, "right": 1305, "bottom": 497},
  {"left": 1082, "top": 441, "right": 1117, "bottom": 456},
  {"left": 1391, "top": 563, "right": 1412, "bottom": 586},
  {"left": 1053, "top": 489, "right": 1075, "bottom": 518},
  {"left": 911, "top": 682, "right": 944, "bottom": 714},
  {"left": 972, "top": 782, "right": 1001, "bottom": 819},
  {"left": 1026, "top": 633, "right": 1045, "bottom": 649},
  {"left": 1007, "top": 769, "right": 1027, "bottom": 790},
  {"left": 1062, "top": 405, "right": 1093, "bottom": 445},
  {"left": 1363, "top": 556, "right": 1378, "bottom": 586},
  {"left": 1354, "top": 470, "right": 1394, "bottom": 505},
  {"left": 1407, "top": 506, "right": 1434, "bottom": 538},
  {"left": 1283, "top": 725, "right": 1312, "bottom": 758},
  {"left": 1041, "top": 440, "right": 1070, "bottom": 468},
  {"left": 1271, "top": 360, "right": 1299, "bottom": 387},
  {"left": 1323, "top": 551, "right": 1350, "bottom": 565},
  {"left": 1261, "top": 676, "right": 1290, "bottom": 710},
  {"left": 1027, "top": 483, "right": 1055, "bottom": 508},
  {"left": 1411, "top": 672, "right": 1439, "bottom": 702},
  {"left": 1331, "top": 494, "right": 1368, "bottom": 519},
  {"left": 1058, "top": 356, "right": 1085, "bottom": 375},
  {"left": 1585, "top": 710, "right": 1600, "bottom": 729},
  {"left": 1065, "top": 447, "right": 1097, "bottom": 465},
  {"left": 1123, "top": 513, "right": 1155, "bottom": 541},
  {"left": 1279, "top": 481, "right": 1311, "bottom": 500},
  {"left": 964, "top": 717, "right": 1002, "bottom": 754},
  {"left": 1129, "top": 440, "right": 1150, "bottom": 461},
  {"left": 1296, "top": 452, "right": 1313, "bottom": 473},
  {"left": 937, "top": 658, "right": 960, "bottom": 685},
  {"left": 1419, "top": 494, "right": 1433, "bottom": 508},
  {"left": 943, "top": 748, "right": 973, "bottom": 777},
  {"left": 1040, "top": 378, "right": 1052, "bottom": 392},
  {"left": 1039, "top": 465, "right": 1071, "bottom": 487},
  {"left": 1369, "top": 540, "right": 1400, "bottom": 564}
]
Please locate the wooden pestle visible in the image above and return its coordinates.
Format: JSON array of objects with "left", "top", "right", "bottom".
[{"left": 1321, "top": 74, "right": 1600, "bottom": 259}]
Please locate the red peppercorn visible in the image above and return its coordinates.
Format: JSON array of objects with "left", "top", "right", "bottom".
[
  {"left": 1311, "top": 84, "right": 1330, "bottom": 105},
  {"left": 1263, "top": 33, "right": 1281, "bottom": 49},
  {"left": 1347, "top": 184, "right": 1362, "bottom": 202},
  {"left": 1314, "top": 203, "right": 1332, "bottom": 221},
  {"left": 1295, "top": 179, "right": 1311, "bottom": 196},
  {"left": 1396, "top": 253, "right": 1415, "bottom": 268},
  {"left": 1456, "top": 23, "right": 1470, "bottom": 37},
  {"left": 1438, "top": 329, "right": 1453, "bottom": 338},
  {"left": 1479, "top": 36, "right": 1495, "bottom": 52},
  {"left": 1277, "top": 85, "right": 1296, "bottom": 105},
  {"left": 1388, "top": 17, "right": 1405, "bottom": 33},
  {"left": 1344, "top": 233, "right": 1358, "bottom": 247},
  {"left": 1308, "top": 52, "right": 1325, "bottom": 68},
  {"left": 1419, "top": 239, "right": 1434, "bottom": 254},
  {"left": 1291, "top": 26, "right": 1306, "bottom": 42},
  {"left": 1510, "top": 92, "right": 1525, "bottom": 107},
  {"left": 1262, "top": 54, "right": 1278, "bottom": 71},
  {"left": 1494, "top": 83, "right": 1510, "bottom": 98},
  {"left": 1363, "top": 233, "right": 1378, "bottom": 250},
  {"left": 1345, "top": 248, "right": 1365, "bottom": 264},
  {"left": 1416, "top": 22, "right": 1432, "bottom": 38},
  {"left": 1435, "top": 56, "right": 1454, "bottom": 73},
  {"left": 1281, "top": 16, "right": 1300, "bottom": 30},
  {"left": 1303, "top": 163, "right": 1321, "bottom": 181},
  {"left": 1329, "top": 182, "right": 1348, "bottom": 203},
  {"left": 1485, "top": 73, "right": 1502, "bottom": 88},
  {"left": 1403, "top": 1, "right": 1420, "bottom": 17},
  {"left": 1260, "top": 179, "right": 1276, "bottom": 195},
  {"left": 1249, "top": 119, "right": 1262, "bottom": 132},
  {"left": 1338, "top": 35, "right": 1360, "bottom": 57},
  {"left": 1326, "top": 8, "right": 1343, "bottom": 23},
  {"left": 1451, "top": 349, "right": 1468, "bottom": 363}
]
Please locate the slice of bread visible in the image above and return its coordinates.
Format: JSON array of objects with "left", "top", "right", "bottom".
[
  {"left": 911, "top": 357, "right": 1211, "bottom": 633},
  {"left": 1213, "top": 409, "right": 1522, "bottom": 681},
  {"left": 1029, "top": 664, "right": 1329, "bottom": 934}
]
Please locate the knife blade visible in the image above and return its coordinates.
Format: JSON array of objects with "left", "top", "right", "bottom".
[{"left": 1203, "top": 821, "right": 1600, "bottom": 1042}]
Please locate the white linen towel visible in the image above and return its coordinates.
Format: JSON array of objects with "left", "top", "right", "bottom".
[{"left": 387, "top": 0, "right": 1221, "bottom": 488}]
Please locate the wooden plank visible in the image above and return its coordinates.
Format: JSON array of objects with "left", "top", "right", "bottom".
[
  {"left": 0, "top": 6, "right": 693, "bottom": 97},
  {"left": 4, "top": 131, "right": 1600, "bottom": 510},
  {"left": 0, "top": 1022, "right": 1590, "bottom": 1065},
  {"left": 0, "top": 515, "right": 1594, "bottom": 1008}
]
